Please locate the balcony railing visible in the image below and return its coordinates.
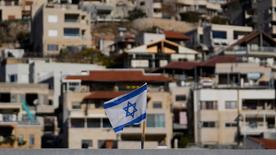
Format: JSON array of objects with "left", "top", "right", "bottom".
[
  {"left": 226, "top": 46, "right": 276, "bottom": 53},
  {"left": 0, "top": 114, "right": 40, "bottom": 125}
]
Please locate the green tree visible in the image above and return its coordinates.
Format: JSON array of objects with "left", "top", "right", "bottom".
[
  {"left": 180, "top": 11, "right": 200, "bottom": 23},
  {"left": 128, "top": 8, "right": 146, "bottom": 21}
]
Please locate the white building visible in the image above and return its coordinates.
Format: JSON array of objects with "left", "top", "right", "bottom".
[
  {"left": 1, "top": 58, "right": 105, "bottom": 108},
  {"left": 193, "top": 62, "right": 275, "bottom": 147},
  {"left": 198, "top": 24, "right": 253, "bottom": 52},
  {"left": 136, "top": 0, "right": 163, "bottom": 18},
  {"left": 193, "top": 88, "right": 276, "bottom": 147}
]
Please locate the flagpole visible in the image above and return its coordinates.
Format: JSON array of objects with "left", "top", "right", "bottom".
[{"left": 141, "top": 121, "right": 146, "bottom": 149}]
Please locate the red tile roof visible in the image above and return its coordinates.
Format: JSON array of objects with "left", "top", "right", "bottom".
[
  {"left": 66, "top": 70, "right": 171, "bottom": 82},
  {"left": 202, "top": 55, "right": 240, "bottom": 67},
  {"left": 251, "top": 138, "right": 276, "bottom": 149},
  {"left": 163, "top": 31, "right": 190, "bottom": 40},
  {"left": 84, "top": 91, "right": 126, "bottom": 100},
  {"left": 163, "top": 61, "right": 199, "bottom": 70}
]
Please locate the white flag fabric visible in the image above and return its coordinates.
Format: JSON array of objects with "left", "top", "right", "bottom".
[{"left": 104, "top": 84, "right": 147, "bottom": 134}]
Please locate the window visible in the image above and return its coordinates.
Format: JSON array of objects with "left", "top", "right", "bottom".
[
  {"left": 98, "top": 140, "right": 117, "bottom": 149},
  {"left": 225, "top": 101, "right": 237, "bottom": 109},
  {"left": 102, "top": 118, "right": 111, "bottom": 128},
  {"left": 64, "top": 28, "right": 80, "bottom": 37},
  {"left": 48, "top": 15, "right": 58, "bottom": 23},
  {"left": 10, "top": 94, "right": 17, "bottom": 103},
  {"left": 81, "top": 139, "right": 92, "bottom": 148},
  {"left": 68, "top": 82, "right": 79, "bottom": 91},
  {"left": 87, "top": 118, "right": 100, "bottom": 128},
  {"left": 48, "top": 30, "right": 58, "bottom": 37},
  {"left": 18, "top": 135, "right": 25, "bottom": 145},
  {"left": 9, "top": 74, "right": 17, "bottom": 82},
  {"left": 0, "top": 93, "right": 11, "bottom": 102},
  {"left": 47, "top": 44, "right": 58, "bottom": 51},
  {"left": 225, "top": 122, "right": 237, "bottom": 127},
  {"left": 140, "top": 2, "right": 145, "bottom": 6},
  {"left": 147, "top": 114, "right": 165, "bottom": 128},
  {"left": 200, "top": 101, "right": 217, "bottom": 110},
  {"left": 87, "top": 118, "right": 112, "bottom": 128},
  {"left": 202, "top": 121, "right": 216, "bottom": 128},
  {"left": 153, "top": 101, "right": 162, "bottom": 109},
  {"left": 72, "top": 102, "right": 81, "bottom": 109},
  {"left": 233, "top": 31, "right": 249, "bottom": 39},
  {"left": 25, "top": 93, "right": 38, "bottom": 106},
  {"left": 71, "top": 118, "right": 85, "bottom": 128},
  {"left": 64, "top": 14, "right": 79, "bottom": 23},
  {"left": 29, "top": 134, "right": 35, "bottom": 145},
  {"left": 175, "top": 95, "right": 186, "bottom": 101},
  {"left": 212, "top": 31, "right": 227, "bottom": 39}
]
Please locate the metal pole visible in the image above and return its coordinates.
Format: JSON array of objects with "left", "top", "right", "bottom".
[{"left": 141, "top": 121, "right": 146, "bottom": 149}]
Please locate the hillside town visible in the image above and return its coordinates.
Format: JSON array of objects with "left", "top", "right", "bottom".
[{"left": 0, "top": 0, "right": 276, "bottom": 150}]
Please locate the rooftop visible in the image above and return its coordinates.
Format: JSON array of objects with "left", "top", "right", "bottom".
[
  {"left": 227, "top": 31, "right": 276, "bottom": 50},
  {"left": 163, "top": 31, "right": 190, "bottom": 40},
  {"left": 250, "top": 138, "right": 276, "bottom": 149},
  {"left": 66, "top": 70, "right": 171, "bottom": 82},
  {"left": 84, "top": 91, "right": 125, "bottom": 100}
]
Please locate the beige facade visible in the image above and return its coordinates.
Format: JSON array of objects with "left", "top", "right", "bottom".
[
  {"left": 0, "top": 83, "right": 55, "bottom": 148},
  {"left": 32, "top": 4, "right": 92, "bottom": 56},
  {"left": 194, "top": 89, "right": 276, "bottom": 146},
  {"left": 193, "top": 62, "right": 276, "bottom": 147},
  {"left": 0, "top": 1, "right": 22, "bottom": 21},
  {"left": 0, "top": 0, "right": 46, "bottom": 21},
  {"left": 63, "top": 89, "right": 173, "bottom": 149}
]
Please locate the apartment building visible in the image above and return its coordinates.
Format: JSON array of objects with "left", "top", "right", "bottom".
[
  {"left": 0, "top": 0, "right": 46, "bottom": 21},
  {"left": 136, "top": 0, "right": 163, "bottom": 18},
  {"left": 0, "top": 0, "right": 22, "bottom": 21},
  {"left": 0, "top": 58, "right": 105, "bottom": 109},
  {"left": 0, "top": 83, "right": 56, "bottom": 148},
  {"left": 62, "top": 70, "right": 173, "bottom": 149},
  {"left": 169, "top": 83, "right": 191, "bottom": 148},
  {"left": 196, "top": 24, "right": 252, "bottom": 53},
  {"left": 32, "top": 3, "right": 91, "bottom": 56},
  {"left": 193, "top": 63, "right": 275, "bottom": 147}
]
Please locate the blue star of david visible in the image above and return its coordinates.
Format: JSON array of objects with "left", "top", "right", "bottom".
[{"left": 123, "top": 102, "right": 138, "bottom": 118}]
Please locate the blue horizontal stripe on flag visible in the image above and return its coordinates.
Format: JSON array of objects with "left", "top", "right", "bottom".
[
  {"left": 103, "top": 84, "right": 147, "bottom": 109},
  {"left": 113, "top": 113, "right": 146, "bottom": 133}
]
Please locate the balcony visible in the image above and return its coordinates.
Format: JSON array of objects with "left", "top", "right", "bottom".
[
  {"left": 0, "top": 114, "right": 41, "bottom": 125},
  {"left": 225, "top": 46, "right": 276, "bottom": 55},
  {"left": 173, "top": 123, "right": 187, "bottom": 130},
  {"left": 63, "top": 28, "right": 80, "bottom": 38},
  {"left": 240, "top": 122, "right": 275, "bottom": 135},
  {"left": 64, "top": 14, "right": 80, "bottom": 23},
  {"left": 0, "top": 102, "right": 21, "bottom": 109}
]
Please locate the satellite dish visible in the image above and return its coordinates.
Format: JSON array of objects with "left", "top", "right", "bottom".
[{"left": 33, "top": 99, "right": 39, "bottom": 105}]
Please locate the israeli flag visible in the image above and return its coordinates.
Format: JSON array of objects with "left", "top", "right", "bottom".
[{"left": 104, "top": 84, "right": 147, "bottom": 134}]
